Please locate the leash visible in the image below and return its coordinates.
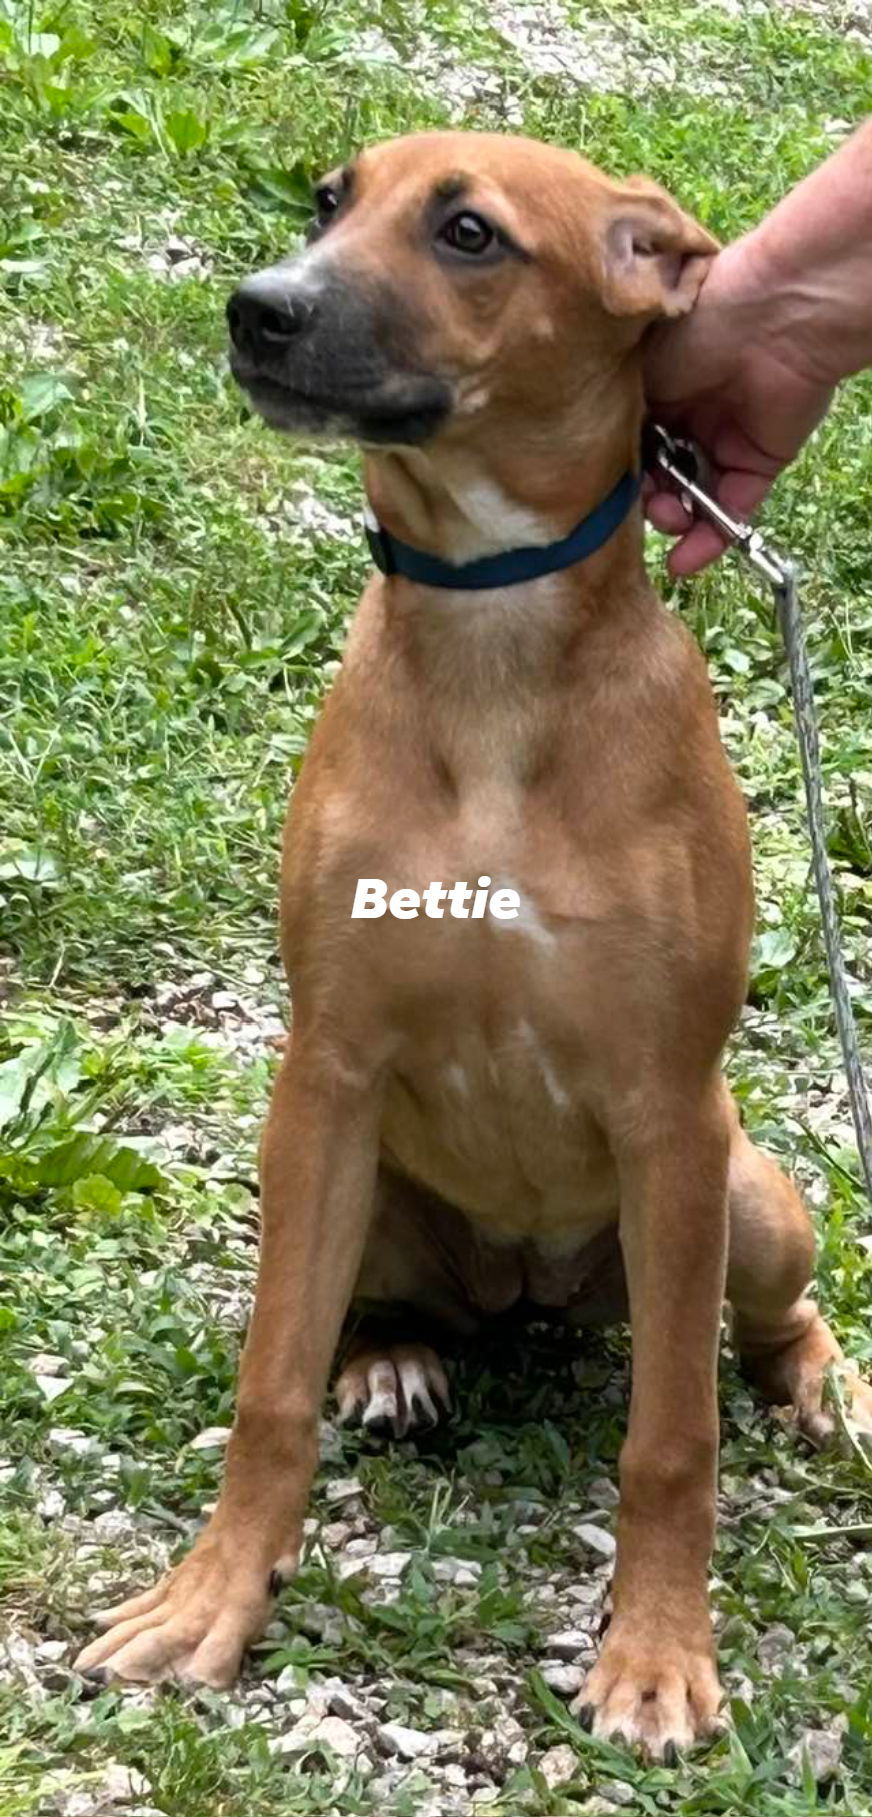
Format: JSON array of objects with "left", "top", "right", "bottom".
[{"left": 646, "top": 422, "right": 872, "bottom": 1203}]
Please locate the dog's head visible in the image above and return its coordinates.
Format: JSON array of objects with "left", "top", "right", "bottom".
[{"left": 227, "top": 131, "right": 717, "bottom": 450}]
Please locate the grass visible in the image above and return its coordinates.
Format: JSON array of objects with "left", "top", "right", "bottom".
[{"left": 2, "top": 0, "right": 872, "bottom": 1811}]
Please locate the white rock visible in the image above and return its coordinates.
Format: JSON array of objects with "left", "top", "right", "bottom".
[
  {"left": 572, "top": 1522, "right": 616, "bottom": 1559},
  {"left": 587, "top": 1477, "right": 620, "bottom": 1508},
  {"left": 48, "top": 1427, "right": 92, "bottom": 1457},
  {"left": 101, "top": 1763, "right": 150, "bottom": 1799},
  {"left": 336, "top": 1555, "right": 368, "bottom": 1582},
  {"left": 599, "top": 1782, "right": 636, "bottom": 1807},
  {"left": 325, "top": 1476, "right": 365, "bottom": 1503},
  {"left": 189, "top": 1426, "right": 232, "bottom": 1451},
  {"left": 377, "top": 1721, "right": 435, "bottom": 1759},
  {"left": 344, "top": 1536, "right": 378, "bottom": 1559},
  {"left": 541, "top": 1661, "right": 585, "bottom": 1696},
  {"left": 309, "top": 1715, "right": 363, "bottom": 1760},
  {"left": 368, "top": 1551, "right": 412, "bottom": 1580},
  {"left": 757, "top": 1623, "right": 794, "bottom": 1673},
  {"left": 538, "top": 1743, "right": 578, "bottom": 1788},
  {"left": 321, "top": 1520, "right": 352, "bottom": 1549},
  {"left": 168, "top": 255, "right": 206, "bottom": 282},
  {"left": 293, "top": 1601, "right": 344, "bottom": 1642},
  {"left": 93, "top": 1510, "right": 135, "bottom": 1541},
  {"left": 58, "top": 1796, "right": 97, "bottom": 1817},
  {"left": 36, "top": 1487, "right": 66, "bottom": 1521},
  {"left": 327, "top": 1682, "right": 369, "bottom": 1723},
  {"left": 567, "top": 1582, "right": 605, "bottom": 1608},
  {"left": 35, "top": 1375, "right": 70, "bottom": 1404},
  {"left": 789, "top": 1725, "right": 844, "bottom": 1785},
  {"left": 273, "top": 1714, "right": 364, "bottom": 1760},
  {"left": 483, "top": 1711, "right": 528, "bottom": 1767},
  {"left": 544, "top": 1629, "right": 590, "bottom": 1660},
  {"left": 433, "top": 1557, "right": 483, "bottom": 1586},
  {"left": 36, "top": 1640, "right": 69, "bottom": 1663},
  {"left": 30, "top": 1352, "right": 68, "bottom": 1376}
]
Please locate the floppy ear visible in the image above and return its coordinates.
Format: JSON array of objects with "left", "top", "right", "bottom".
[{"left": 597, "top": 175, "right": 719, "bottom": 319}]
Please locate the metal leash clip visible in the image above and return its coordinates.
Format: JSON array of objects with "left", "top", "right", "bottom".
[
  {"left": 645, "top": 420, "right": 872, "bottom": 1204},
  {"left": 644, "top": 421, "right": 790, "bottom": 587}
]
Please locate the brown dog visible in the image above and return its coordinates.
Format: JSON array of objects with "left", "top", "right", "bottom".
[{"left": 76, "top": 131, "right": 872, "bottom": 1755}]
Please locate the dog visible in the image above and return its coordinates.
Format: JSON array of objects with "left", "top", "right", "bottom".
[{"left": 75, "top": 130, "right": 872, "bottom": 1756}]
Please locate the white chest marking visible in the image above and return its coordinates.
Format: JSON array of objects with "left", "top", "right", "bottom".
[
  {"left": 516, "top": 1018, "right": 571, "bottom": 1112},
  {"left": 492, "top": 885, "right": 557, "bottom": 953}
]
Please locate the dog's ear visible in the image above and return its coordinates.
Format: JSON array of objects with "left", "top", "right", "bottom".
[{"left": 597, "top": 176, "right": 719, "bottom": 319}]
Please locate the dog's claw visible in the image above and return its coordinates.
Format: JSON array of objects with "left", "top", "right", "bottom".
[
  {"left": 574, "top": 1621, "right": 722, "bottom": 1759},
  {"left": 75, "top": 1535, "right": 273, "bottom": 1689},
  {"left": 409, "top": 1392, "right": 438, "bottom": 1431},
  {"left": 362, "top": 1412, "right": 398, "bottom": 1441},
  {"left": 335, "top": 1344, "right": 449, "bottom": 1443}
]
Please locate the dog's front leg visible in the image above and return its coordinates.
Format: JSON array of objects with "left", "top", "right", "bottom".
[
  {"left": 578, "top": 1091, "right": 729, "bottom": 1758},
  {"left": 75, "top": 1042, "right": 381, "bottom": 1687}
]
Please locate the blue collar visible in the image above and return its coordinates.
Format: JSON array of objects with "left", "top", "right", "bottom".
[{"left": 365, "top": 466, "right": 639, "bottom": 591}]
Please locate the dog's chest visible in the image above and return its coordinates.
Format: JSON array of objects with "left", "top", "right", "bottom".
[{"left": 380, "top": 920, "right": 618, "bottom": 1246}]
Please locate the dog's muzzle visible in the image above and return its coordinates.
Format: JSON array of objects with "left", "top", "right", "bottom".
[{"left": 227, "top": 264, "right": 452, "bottom": 445}]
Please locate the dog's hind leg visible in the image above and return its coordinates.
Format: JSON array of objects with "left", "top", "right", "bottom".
[
  {"left": 333, "top": 1165, "right": 494, "bottom": 1439},
  {"left": 727, "top": 1124, "right": 872, "bottom": 1444}
]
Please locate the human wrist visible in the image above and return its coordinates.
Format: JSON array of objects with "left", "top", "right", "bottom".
[
  {"left": 729, "top": 222, "right": 840, "bottom": 388},
  {"left": 746, "top": 136, "right": 872, "bottom": 386}
]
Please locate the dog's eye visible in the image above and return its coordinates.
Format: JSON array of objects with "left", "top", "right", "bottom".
[
  {"left": 314, "top": 185, "right": 341, "bottom": 226},
  {"left": 438, "top": 211, "right": 495, "bottom": 255}
]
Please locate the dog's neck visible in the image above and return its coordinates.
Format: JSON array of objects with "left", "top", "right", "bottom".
[
  {"left": 351, "top": 401, "right": 651, "bottom": 785},
  {"left": 362, "top": 389, "right": 643, "bottom": 568}
]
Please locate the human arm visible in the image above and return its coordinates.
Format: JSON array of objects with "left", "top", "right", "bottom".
[{"left": 644, "top": 119, "right": 872, "bottom": 574}]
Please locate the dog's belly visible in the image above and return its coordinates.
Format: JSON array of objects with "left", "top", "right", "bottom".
[{"left": 381, "top": 1013, "right": 618, "bottom": 1256}]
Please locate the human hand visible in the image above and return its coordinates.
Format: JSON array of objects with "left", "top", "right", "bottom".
[{"left": 643, "top": 232, "right": 836, "bottom": 575}]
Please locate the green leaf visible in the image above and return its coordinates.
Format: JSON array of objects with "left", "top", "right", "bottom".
[
  {"left": 752, "top": 925, "right": 796, "bottom": 972},
  {"left": 23, "top": 32, "right": 62, "bottom": 60},
  {"left": 244, "top": 157, "right": 313, "bottom": 220},
  {"left": 34, "top": 1134, "right": 165, "bottom": 1192},
  {"left": 163, "top": 107, "right": 208, "bottom": 157},
  {"left": 71, "top": 1173, "right": 125, "bottom": 1216},
  {"left": 18, "top": 373, "right": 73, "bottom": 422},
  {"left": 0, "top": 1022, "right": 82, "bottom": 1130},
  {"left": 0, "top": 845, "right": 61, "bottom": 883}
]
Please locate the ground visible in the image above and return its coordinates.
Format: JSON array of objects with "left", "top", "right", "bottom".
[{"left": 2, "top": 0, "right": 872, "bottom": 1812}]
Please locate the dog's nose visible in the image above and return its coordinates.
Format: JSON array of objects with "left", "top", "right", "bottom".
[{"left": 226, "top": 271, "right": 316, "bottom": 361}]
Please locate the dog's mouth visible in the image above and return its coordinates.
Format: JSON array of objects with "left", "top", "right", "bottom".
[{"left": 230, "top": 363, "right": 453, "bottom": 447}]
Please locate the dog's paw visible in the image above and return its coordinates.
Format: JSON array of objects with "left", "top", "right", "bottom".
[
  {"left": 335, "top": 1342, "right": 450, "bottom": 1439},
  {"left": 74, "top": 1534, "right": 274, "bottom": 1688},
  {"left": 573, "top": 1623, "right": 724, "bottom": 1760}
]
